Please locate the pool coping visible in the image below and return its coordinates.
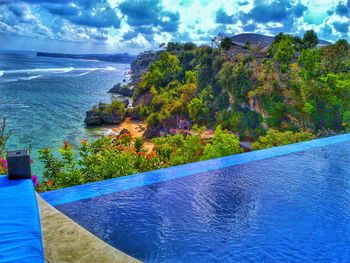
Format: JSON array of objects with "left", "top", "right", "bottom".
[
  {"left": 41, "top": 133, "right": 350, "bottom": 206},
  {"left": 37, "top": 195, "right": 141, "bottom": 263}
]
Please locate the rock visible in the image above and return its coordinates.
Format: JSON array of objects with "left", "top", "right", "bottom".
[
  {"left": 84, "top": 101, "right": 127, "bottom": 126},
  {"left": 108, "top": 83, "right": 122, "bottom": 93},
  {"left": 116, "top": 128, "right": 131, "bottom": 139},
  {"left": 130, "top": 51, "right": 159, "bottom": 84},
  {"left": 100, "top": 111, "right": 124, "bottom": 124},
  {"left": 119, "top": 128, "right": 130, "bottom": 135},
  {"left": 118, "top": 85, "right": 133, "bottom": 96},
  {"left": 121, "top": 99, "right": 129, "bottom": 108},
  {"left": 84, "top": 109, "right": 103, "bottom": 126},
  {"left": 144, "top": 126, "right": 162, "bottom": 139},
  {"left": 108, "top": 83, "right": 134, "bottom": 97}
]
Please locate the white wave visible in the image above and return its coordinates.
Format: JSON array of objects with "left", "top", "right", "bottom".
[
  {"left": 1, "top": 67, "right": 75, "bottom": 75},
  {"left": 20, "top": 75, "right": 43, "bottom": 81},
  {"left": 0, "top": 103, "right": 30, "bottom": 109},
  {"left": 75, "top": 71, "right": 93, "bottom": 77},
  {"left": 73, "top": 68, "right": 98, "bottom": 77},
  {"left": 0, "top": 66, "right": 117, "bottom": 80},
  {"left": 105, "top": 66, "right": 116, "bottom": 71}
]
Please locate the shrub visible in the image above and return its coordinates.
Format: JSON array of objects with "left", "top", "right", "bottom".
[
  {"left": 103, "top": 100, "right": 126, "bottom": 116},
  {"left": 252, "top": 129, "right": 315, "bottom": 150},
  {"left": 201, "top": 125, "right": 242, "bottom": 160}
]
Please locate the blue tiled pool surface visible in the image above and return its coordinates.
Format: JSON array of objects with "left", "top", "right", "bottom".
[{"left": 42, "top": 134, "right": 350, "bottom": 262}]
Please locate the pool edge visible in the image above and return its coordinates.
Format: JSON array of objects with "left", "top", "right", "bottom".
[{"left": 41, "top": 133, "right": 350, "bottom": 206}]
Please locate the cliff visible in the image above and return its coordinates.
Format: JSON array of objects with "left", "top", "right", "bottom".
[{"left": 130, "top": 51, "right": 160, "bottom": 84}]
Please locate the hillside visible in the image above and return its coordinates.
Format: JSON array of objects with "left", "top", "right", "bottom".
[
  {"left": 127, "top": 31, "right": 349, "bottom": 139},
  {"left": 230, "top": 33, "right": 332, "bottom": 48}
]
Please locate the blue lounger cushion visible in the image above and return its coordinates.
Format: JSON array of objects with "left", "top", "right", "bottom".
[{"left": 0, "top": 176, "right": 44, "bottom": 263}]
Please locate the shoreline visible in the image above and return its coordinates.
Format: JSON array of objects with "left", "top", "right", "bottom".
[
  {"left": 105, "top": 118, "right": 154, "bottom": 152},
  {"left": 106, "top": 117, "right": 146, "bottom": 138}
]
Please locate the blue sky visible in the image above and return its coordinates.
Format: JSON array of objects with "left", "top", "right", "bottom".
[{"left": 0, "top": 0, "right": 349, "bottom": 54}]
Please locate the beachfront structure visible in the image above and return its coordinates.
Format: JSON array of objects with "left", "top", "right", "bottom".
[{"left": 177, "top": 119, "right": 191, "bottom": 131}]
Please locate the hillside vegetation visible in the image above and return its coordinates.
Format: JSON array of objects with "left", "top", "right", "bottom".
[
  {"left": 33, "top": 31, "right": 350, "bottom": 190},
  {"left": 131, "top": 30, "right": 350, "bottom": 139}
]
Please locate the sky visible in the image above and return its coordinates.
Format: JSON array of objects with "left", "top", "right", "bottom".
[{"left": 0, "top": 0, "right": 349, "bottom": 54}]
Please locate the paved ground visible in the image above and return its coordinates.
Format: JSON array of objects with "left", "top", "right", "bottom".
[{"left": 37, "top": 195, "right": 141, "bottom": 263}]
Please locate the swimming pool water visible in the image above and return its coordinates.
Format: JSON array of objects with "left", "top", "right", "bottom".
[{"left": 47, "top": 136, "right": 350, "bottom": 262}]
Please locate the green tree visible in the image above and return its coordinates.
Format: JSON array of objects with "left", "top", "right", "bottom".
[
  {"left": 202, "top": 125, "right": 242, "bottom": 160},
  {"left": 252, "top": 129, "right": 315, "bottom": 150},
  {"left": 153, "top": 133, "right": 203, "bottom": 166},
  {"left": 321, "top": 39, "right": 350, "bottom": 74},
  {"left": 274, "top": 36, "right": 295, "bottom": 73},
  {"left": 220, "top": 37, "right": 232, "bottom": 52},
  {"left": 298, "top": 48, "right": 321, "bottom": 80},
  {"left": 140, "top": 52, "right": 181, "bottom": 91},
  {"left": 302, "top": 30, "right": 319, "bottom": 49},
  {"left": 188, "top": 98, "right": 210, "bottom": 123}
]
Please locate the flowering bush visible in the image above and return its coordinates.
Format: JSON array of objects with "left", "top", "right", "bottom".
[
  {"left": 38, "top": 126, "right": 243, "bottom": 192},
  {"left": 0, "top": 117, "right": 39, "bottom": 188},
  {"left": 0, "top": 157, "right": 7, "bottom": 174},
  {"left": 32, "top": 175, "right": 39, "bottom": 187},
  {"left": 38, "top": 133, "right": 161, "bottom": 191}
]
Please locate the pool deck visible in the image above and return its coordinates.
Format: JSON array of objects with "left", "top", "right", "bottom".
[{"left": 37, "top": 195, "right": 141, "bottom": 263}]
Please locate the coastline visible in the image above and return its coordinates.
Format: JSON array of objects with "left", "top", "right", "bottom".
[
  {"left": 105, "top": 118, "right": 154, "bottom": 152},
  {"left": 107, "top": 117, "right": 146, "bottom": 138}
]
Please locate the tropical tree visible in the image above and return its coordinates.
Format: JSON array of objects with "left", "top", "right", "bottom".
[
  {"left": 302, "top": 29, "right": 319, "bottom": 49},
  {"left": 252, "top": 129, "right": 315, "bottom": 150},
  {"left": 220, "top": 37, "right": 232, "bottom": 53},
  {"left": 274, "top": 36, "right": 295, "bottom": 73},
  {"left": 202, "top": 125, "right": 242, "bottom": 160}
]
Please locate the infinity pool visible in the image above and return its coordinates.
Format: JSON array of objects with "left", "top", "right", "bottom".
[{"left": 42, "top": 134, "right": 350, "bottom": 262}]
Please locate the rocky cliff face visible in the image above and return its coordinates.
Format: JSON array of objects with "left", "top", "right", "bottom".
[
  {"left": 84, "top": 100, "right": 129, "bottom": 126},
  {"left": 85, "top": 50, "right": 159, "bottom": 127},
  {"left": 108, "top": 83, "right": 134, "bottom": 96},
  {"left": 130, "top": 51, "right": 159, "bottom": 84}
]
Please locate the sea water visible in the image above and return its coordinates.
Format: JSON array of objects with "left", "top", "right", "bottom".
[{"left": 0, "top": 50, "right": 130, "bottom": 176}]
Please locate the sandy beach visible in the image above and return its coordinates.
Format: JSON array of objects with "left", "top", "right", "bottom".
[
  {"left": 111, "top": 117, "right": 146, "bottom": 138},
  {"left": 109, "top": 118, "right": 154, "bottom": 152}
]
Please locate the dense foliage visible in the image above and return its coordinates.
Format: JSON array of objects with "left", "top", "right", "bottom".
[
  {"left": 37, "top": 126, "right": 241, "bottom": 191},
  {"left": 0, "top": 117, "right": 39, "bottom": 186},
  {"left": 94, "top": 100, "right": 126, "bottom": 117},
  {"left": 252, "top": 129, "right": 315, "bottom": 150},
  {"left": 132, "top": 31, "right": 350, "bottom": 139}
]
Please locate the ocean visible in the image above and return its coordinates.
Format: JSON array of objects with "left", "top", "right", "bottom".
[{"left": 0, "top": 50, "right": 130, "bottom": 176}]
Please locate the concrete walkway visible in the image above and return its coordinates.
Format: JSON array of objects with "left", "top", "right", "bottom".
[{"left": 37, "top": 195, "right": 141, "bottom": 263}]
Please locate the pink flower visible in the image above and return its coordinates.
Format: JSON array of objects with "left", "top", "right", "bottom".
[
  {"left": 0, "top": 158, "right": 7, "bottom": 172},
  {"left": 31, "top": 174, "right": 39, "bottom": 188}
]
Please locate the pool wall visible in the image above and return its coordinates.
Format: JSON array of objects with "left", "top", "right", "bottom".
[
  {"left": 0, "top": 176, "right": 44, "bottom": 263},
  {"left": 41, "top": 133, "right": 350, "bottom": 206}
]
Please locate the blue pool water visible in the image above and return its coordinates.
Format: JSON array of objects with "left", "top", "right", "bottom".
[{"left": 43, "top": 135, "right": 350, "bottom": 262}]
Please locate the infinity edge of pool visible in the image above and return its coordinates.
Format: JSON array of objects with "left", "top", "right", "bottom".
[{"left": 41, "top": 133, "right": 350, "bottom": 206}]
